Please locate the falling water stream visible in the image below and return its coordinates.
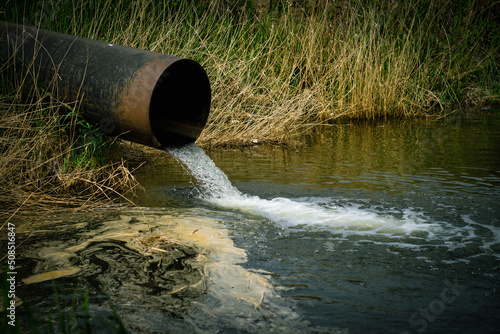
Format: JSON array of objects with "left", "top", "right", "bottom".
[
  {"left": 169, "top": 143, "right": 470, "bottom": 242},
  {"left": 3, "top": 114, "right": 500, "bottom": 333}
]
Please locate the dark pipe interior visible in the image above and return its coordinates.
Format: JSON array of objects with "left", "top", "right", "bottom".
[{"left": 150, "top": 59, "right": 211, "bottom": 147}]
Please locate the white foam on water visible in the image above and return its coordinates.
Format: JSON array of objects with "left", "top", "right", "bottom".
[
  {"left": 461, "top": 214, "right": 500, "bottom": 257},
  {"left": 167, "top": 144, "right": 483, "bottom": 248},
  {"left": 29, "top": 211, "right": 316, "bottom": 333}
]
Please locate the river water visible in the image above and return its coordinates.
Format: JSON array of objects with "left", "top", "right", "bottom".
[{"left": 4, "top": 112, "right": 500, "bottom": 333}]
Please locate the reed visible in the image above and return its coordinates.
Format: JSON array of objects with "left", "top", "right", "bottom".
[
  {"left": 191, "top": 0, "right": 498, "bottom": 146},
  {"left": 0, "top": 70, "right": 141, "bottom": 218},
  {"left": 15, "top": 0, "right": 493, "bottom": 147}
]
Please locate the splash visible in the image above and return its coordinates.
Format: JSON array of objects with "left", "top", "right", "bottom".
[
  {"left": 168, "top": 143, "right": 464, "bottom": 243},
  {"left": 168, "top": 143, "right": 242, "bottom": 200}
]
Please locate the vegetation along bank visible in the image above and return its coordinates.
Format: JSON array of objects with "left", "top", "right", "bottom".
[{"left": 0, "top": 0, "right": 498, "bottom": 215}]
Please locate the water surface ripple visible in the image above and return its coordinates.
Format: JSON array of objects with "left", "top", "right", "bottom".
[{"left": 8, "top": 115, "right": 500, "bottom": 333}]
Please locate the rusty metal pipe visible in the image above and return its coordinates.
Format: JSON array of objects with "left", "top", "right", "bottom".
[{"left": 0, "top": 21, "right": 211, "bottom": 148}]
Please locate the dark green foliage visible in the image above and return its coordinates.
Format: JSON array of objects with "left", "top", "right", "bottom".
[{"left": 60, "top": 108, "right": 110, "bottom": 171}]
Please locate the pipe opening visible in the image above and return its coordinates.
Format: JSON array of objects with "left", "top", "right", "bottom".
[{"left": 150, "top": 59, "right": 211, "bottom": 147}]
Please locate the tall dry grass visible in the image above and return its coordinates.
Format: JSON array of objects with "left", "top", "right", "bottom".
[
  {"left": 32, "top": 0, "right": 494, "bottom": 147},
  {"left": 0, "top": 69, "right": 141, "bottom": 221},
  {"left": 3, "top": 0, "right": 497, "bottom": 148},
  {"left": 192, "top": 1, "right": 498, "bottom": 146}
]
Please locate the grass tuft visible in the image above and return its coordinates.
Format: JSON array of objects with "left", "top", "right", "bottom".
[{"left": 0, "top": 68, "right": 141, "bottom": 218}]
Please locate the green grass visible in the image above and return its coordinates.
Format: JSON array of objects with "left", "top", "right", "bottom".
[{"left": 0, "top": 74, "right": 139, "bottom": 216}]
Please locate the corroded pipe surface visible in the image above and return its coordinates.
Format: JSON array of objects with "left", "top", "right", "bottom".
[{"left": 0, "top": 21, "right": 211, "bottom": 148}]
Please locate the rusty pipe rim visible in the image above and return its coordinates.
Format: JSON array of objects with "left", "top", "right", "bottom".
[{"left": 150, "top": 59, "right": 211, "bottom": 148}]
